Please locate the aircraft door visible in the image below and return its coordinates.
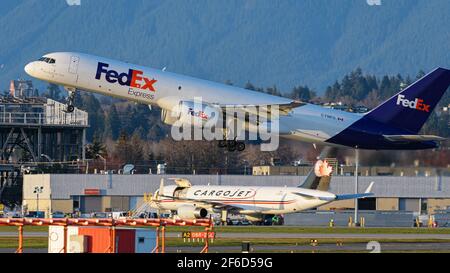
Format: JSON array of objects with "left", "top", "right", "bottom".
[
  {"left": 251, "top": 187, "right": 258, "bottom": 212},
  {"left": 68, "top": 55, "right": 80, "bottom": 74}
]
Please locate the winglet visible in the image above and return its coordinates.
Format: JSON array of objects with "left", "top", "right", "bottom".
[{"left": 365, "top": 182, "right": 374, "bottom": 194}]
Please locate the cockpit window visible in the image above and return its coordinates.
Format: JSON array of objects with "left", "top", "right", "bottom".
[{"left": 38, "top": 57, "right": 56, "bottom": 64}]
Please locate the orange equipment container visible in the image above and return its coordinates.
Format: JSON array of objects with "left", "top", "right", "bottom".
[{"left": 77, "top": 227, "right": 151, "bottom": 253}]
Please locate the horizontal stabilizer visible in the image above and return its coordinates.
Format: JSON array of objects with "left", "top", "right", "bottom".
[{"left": 383, "top": 135, "right": 446, "bottom": 142}]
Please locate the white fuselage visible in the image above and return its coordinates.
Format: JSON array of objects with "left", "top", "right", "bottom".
[
  {"left": 25, "top": 52, "right": 291, "bottom": 112},
  {"left": 157, "top": 185, "right": 336, "bottom": 215}
]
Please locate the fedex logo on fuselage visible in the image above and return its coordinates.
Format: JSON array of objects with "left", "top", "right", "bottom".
[
  {"left": 95, "top": 62, "right": 157, "bottom": 92},
  {"left": 396, "top": 94, "right": 430, "bottom": 112}
]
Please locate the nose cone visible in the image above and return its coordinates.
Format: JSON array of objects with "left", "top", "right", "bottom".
[{"left": 24, "top": 62, "right": 34, "bottom": 76}]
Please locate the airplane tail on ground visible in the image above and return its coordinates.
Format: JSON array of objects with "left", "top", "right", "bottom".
[
  {"left": 365, "top": 67, "right": 450, "bottom": 134},
  {"left": 299, "top": 146, "right": 337, "bottom": 191}
]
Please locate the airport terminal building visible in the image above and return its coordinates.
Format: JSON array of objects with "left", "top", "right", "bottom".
[{"left": 23, "top": 174, "right": 450, "bottom": 217}]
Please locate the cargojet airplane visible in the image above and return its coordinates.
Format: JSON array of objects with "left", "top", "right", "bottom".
[
  {"left": 149, "top": 147, "right": 374, "bottom": 222},
  {"left": 25, "top": 52, "right": 450, "bottom": 151}
]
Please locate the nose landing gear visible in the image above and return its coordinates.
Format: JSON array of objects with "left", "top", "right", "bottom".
[{"left": 64, "top": 87, "right": 77, "bottom": 113}]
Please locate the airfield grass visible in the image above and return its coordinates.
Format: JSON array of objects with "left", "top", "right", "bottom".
[
  {"left": 0, "top": 226, "right": 48, "bottom": 232},
  {"left": 0, "top": 237, "right": 47, "bottom": 249}
]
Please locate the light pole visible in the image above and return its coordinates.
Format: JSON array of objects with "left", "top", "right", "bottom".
[
  {"left": 33, "top": 186, "right": 44, "bottom": 215},
  {"left": 242, "top": 160, "right": 249, "bottom": 175},
  {"left": 96, "top": 154, "right": 106, "bottom": 172},
  {"left": 354, "top": 148, "right": 359, "bottom": 226}
]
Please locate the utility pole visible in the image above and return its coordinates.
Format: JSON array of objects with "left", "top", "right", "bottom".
[{"left": 354, "top": 148, "right": 359, "bottom": 226}]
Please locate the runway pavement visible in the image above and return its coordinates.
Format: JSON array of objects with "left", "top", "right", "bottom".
[
  {"left": 167, "top": 242, "right": 450, "bottom": 253},
  {"left": 166, "top": 232, "right": 450, "bottom": 240}
]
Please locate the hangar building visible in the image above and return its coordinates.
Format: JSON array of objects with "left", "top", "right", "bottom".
[{"left": 22, "top": 174, "right": 450, "bottom": 217}]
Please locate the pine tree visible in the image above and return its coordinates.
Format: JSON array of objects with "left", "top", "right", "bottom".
[
  {"left": 130, "top": 131, "right": 144, "bottom": 163},
  {"left": 86, "top": 133, "right": 108, "bottom": 159},
  {"left": 74, "top": 92, "right": 105, "bottom": 141},
  {"left": 114, "top": 130, "right": 132, "bottom": 163},
  {"left": 43, "top": 83, "right": 62, "bottom": 101},
  {"left": 105, "top": 104, "right": 121, "bottom": 140}
]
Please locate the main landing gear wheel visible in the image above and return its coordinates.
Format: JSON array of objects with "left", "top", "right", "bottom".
[
  {"left": 236, "top": 142, "right": 245, "bottom": 152},
  {"left": 227, "top": 140, "right": 237, "bottom": 152},
  {"left": 218, "top": 140, "right": 227, "bottom": 148},
  {"left": 218, "top": 140, "right": 246, "bottom": 152}
]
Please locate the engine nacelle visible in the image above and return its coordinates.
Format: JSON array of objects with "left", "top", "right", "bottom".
[
  {"left": 244, "top": 214, "right": 264, "bottom": 222},
  {"left": 177, "top": 101, "right": 221, "bottom": 128},
  {"left": 177, "top": 205, "right": 208, "bottom": 219}
]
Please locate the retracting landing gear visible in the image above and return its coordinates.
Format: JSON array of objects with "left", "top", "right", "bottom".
[
  {"left": 65, "top": 87, "right": 77, "bottom": 113},
  {"left": 218, "top": 138, "right": 245, "bottom": 152},
  {"left": 217, "top": 111, "right": 246, "bottom": 152}
]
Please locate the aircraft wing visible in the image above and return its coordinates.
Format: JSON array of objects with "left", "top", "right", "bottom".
[
  {"left": 335, "top": 192, "right": 374, "bottom": 200},
  {"left": 335, "top": 182, "right": 375, "bottom": 200},
  {"left": 383, "top": 135, "right": 446, "bottom": 142},
  {"left": 218, "top": 100, "right": 306, "bottom": 116},
  {"left": 159, "top": 195, "right": 246, "bottom": 211}
]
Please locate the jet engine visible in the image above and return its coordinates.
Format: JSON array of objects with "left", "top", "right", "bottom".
[
  {"left": 244, "top": 214, "right": 264, "bottom": 222},
  {"left": 177, "top": 101, "right": 222, "bottom": 128},
  {"left": 177, "top": 205, "right": 208, "bottom": 219}
]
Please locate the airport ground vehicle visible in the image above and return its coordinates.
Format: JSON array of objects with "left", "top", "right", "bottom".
[
  {"left": 25, "top": 211, "right": 45, "bottom": 218},
  {"left": 50, "top": 211, "right": 66, "bottom": 218}
]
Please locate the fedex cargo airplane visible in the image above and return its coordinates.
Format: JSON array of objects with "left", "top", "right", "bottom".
[
  {"left": 24, "top": 52, "right": 450, "bottom": 150},
  {"left": 149, "top": 148, "right": 374, "bottom": 221}
]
